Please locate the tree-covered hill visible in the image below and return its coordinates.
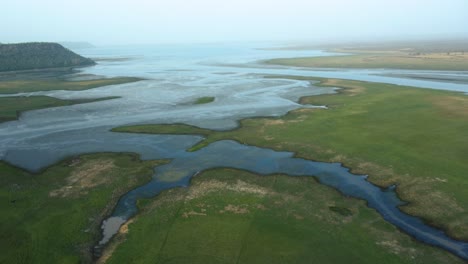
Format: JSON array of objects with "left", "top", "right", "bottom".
[{"left": 0, "top": 42, "right": 95, "bottom": 72}]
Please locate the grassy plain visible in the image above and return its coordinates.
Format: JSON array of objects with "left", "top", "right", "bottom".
[
  {"left": 0, "top": 153, "right": 166, "bottom": 263},
  {"left": 102, "top": 168, "right": 462, "bottom": 264},
  {"left": 113, "top": 77, "right": 468, "bottom": 241},
  {"left": 266, "top": 51, "right": 468, "bottom": 71}
]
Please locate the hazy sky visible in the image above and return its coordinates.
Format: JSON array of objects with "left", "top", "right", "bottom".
[{"left": 2, "top": 0, "right": 468, "bottom": 45}]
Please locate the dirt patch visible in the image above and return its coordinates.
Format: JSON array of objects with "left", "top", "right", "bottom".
[
  {"left": 221, "top": 204, "right": 250, "bottom": 214},
  {"left": 376, "top": 240, "right": 416, "bottom": 256},
  {"left": 182, "top": 210, "right": 207, "bottom": 218},
  {"left": 49, "top": 159, "right": 115, "bottom": 198},
  {"left": 186, "top": 179, "right": 270, "bottom": 200},
  {"left": 119, "top": 219, "right": 134, "bottom": 234},
  {"left": 263, "top": 119, "right": 285, "bottom": 125},
  {"left": 67, "top": 157, "right": 82, "bottom": 167},
  {"left": 293, "top": 108, "right": 315, "bottom": 114},
  {"left": 322, "top": 79, "right": 365, "bottom": 96},
  {"left": 293, "top": 214, "right": 304, "bottom": 220},
  {"left": 431, "top": 95, "right": 468, "bottom": 118}
]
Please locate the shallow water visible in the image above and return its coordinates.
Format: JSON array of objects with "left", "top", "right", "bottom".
[{"left": 1, "top": 43, "right": 467, "bottom": 260}]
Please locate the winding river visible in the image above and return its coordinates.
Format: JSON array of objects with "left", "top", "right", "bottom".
[{"left": 1, "top": 43, "right": 467, "bottom": 260}]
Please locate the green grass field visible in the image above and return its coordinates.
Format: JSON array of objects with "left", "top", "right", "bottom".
[
  {"left": 0, "top": 153, "right": 166, "bottom": 263},
  {"left": 102, "top": 168, "right": 462, "bottom": 264},
  {"left": 113, "top": 77, "right": 468, "bottom": 241},
  {"left": 265, "top": 52, "right": 468, "bottom": 71}
]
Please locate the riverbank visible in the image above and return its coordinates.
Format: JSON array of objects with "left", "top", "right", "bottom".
[
  {"left": 100, "top": 168, "right": 462, "bottom": 264},
  {"left": 114, "top": 77, "right": 468, "bottom": 242},
  {"left": 0, "top": 153, "right": 167, "bottom": 263}
]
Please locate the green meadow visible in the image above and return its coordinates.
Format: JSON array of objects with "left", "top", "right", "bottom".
[
  {"left": 0, "top": 153, "right": 166, "bottom": 263},
  {"left": 103, "top": 168, "right": 462, "bottom": 264}
]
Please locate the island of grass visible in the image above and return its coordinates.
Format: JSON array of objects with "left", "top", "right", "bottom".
[
  {"left": 0, "top": 153, "right": 168, "bottom": 263},
  {"left": 0, "top": 76, "right": 143, "bottom": 94},
  {"left": 265, "top": 44, "right": 468, "bottom": 71},
  {"left": 0, "top": 96, "right": 118, "bottom": 123},
  {"left": 0, "top": 76, "right": 143, "bottom": 123},
  {"left": 194, "top": 96, "right": 215, "bottom": 104},
  {"left": 101, "top": 168, "right": 462, "bottom": 264},
  {"left": 113, "top": 77, "right": 468, "bottom": 242}
]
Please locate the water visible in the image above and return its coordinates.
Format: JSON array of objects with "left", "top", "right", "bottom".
[{"left": 1, "top": 43, "right": 467, "bottom": 260}]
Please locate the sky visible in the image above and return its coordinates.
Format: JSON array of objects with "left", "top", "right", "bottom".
[{"left": 2, "top": 0, "right": 468, "bottom": 45}]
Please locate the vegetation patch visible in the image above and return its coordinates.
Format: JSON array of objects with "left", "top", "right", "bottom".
[
  {"left": 103, "top": 168, "right": 462, "bottom": 264},
  {"left": 112, "top": 123, "right": 213, "bottom": 136},
  {"left": 0, "top": 42, "right": 94, "bottom": 72},
  {"left": 329, "top": 206, "right": 353, "bottom": 216},
  {"left": 0, "top": 76, "right": 142, "bottom": 123},
  {"left": 49, "top": 159, "right": 116, "bottom": 198},
  {"left": 0, "top": 77, "right": 142, "bottom": 94},
  {"left": 0, "top": 95, "right": 118, "bottom": 123},
  {"left": 265, "top": 50, "right": 468, "bottom": 71},
  {"left": 0, "top": 153, "right": 168, "bottom": 263},
  {"left": 194, "top": 96, "right": 215, "bottom": 104}
]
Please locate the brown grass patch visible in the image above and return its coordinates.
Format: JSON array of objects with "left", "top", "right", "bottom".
[
  {"left": 221, "top": 204, "right": 250, "bottom": 214},
  {"left": 376, "top": 240, "right": 417, "bottom": 256},
  {"left": 431, "top": 95, "right": 468, "bottom": 118},
  {"left": 182, "top": 210, "right": 207, "bottom": 218},
  {"left": 263, "top": 119, "right": 285, "bottom": 125},
  {"left": 322, "top": 79, "right": 365, "bottom": 96},
  {"left": 293, "top": 214, "right": 304, "bottom": 220},
  {"left": 186, "top": 179, "right": 269, "bottom": 200},
  {"left": 49, "top": 159, "right": 115, "bottom": 198}
]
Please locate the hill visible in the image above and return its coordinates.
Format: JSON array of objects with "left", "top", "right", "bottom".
[
  {"left": 59, "top": 41, "right": 95, "bottom": 50},
  {"left": 0, "top": 42, "right": 95, "bottom": 72}
]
